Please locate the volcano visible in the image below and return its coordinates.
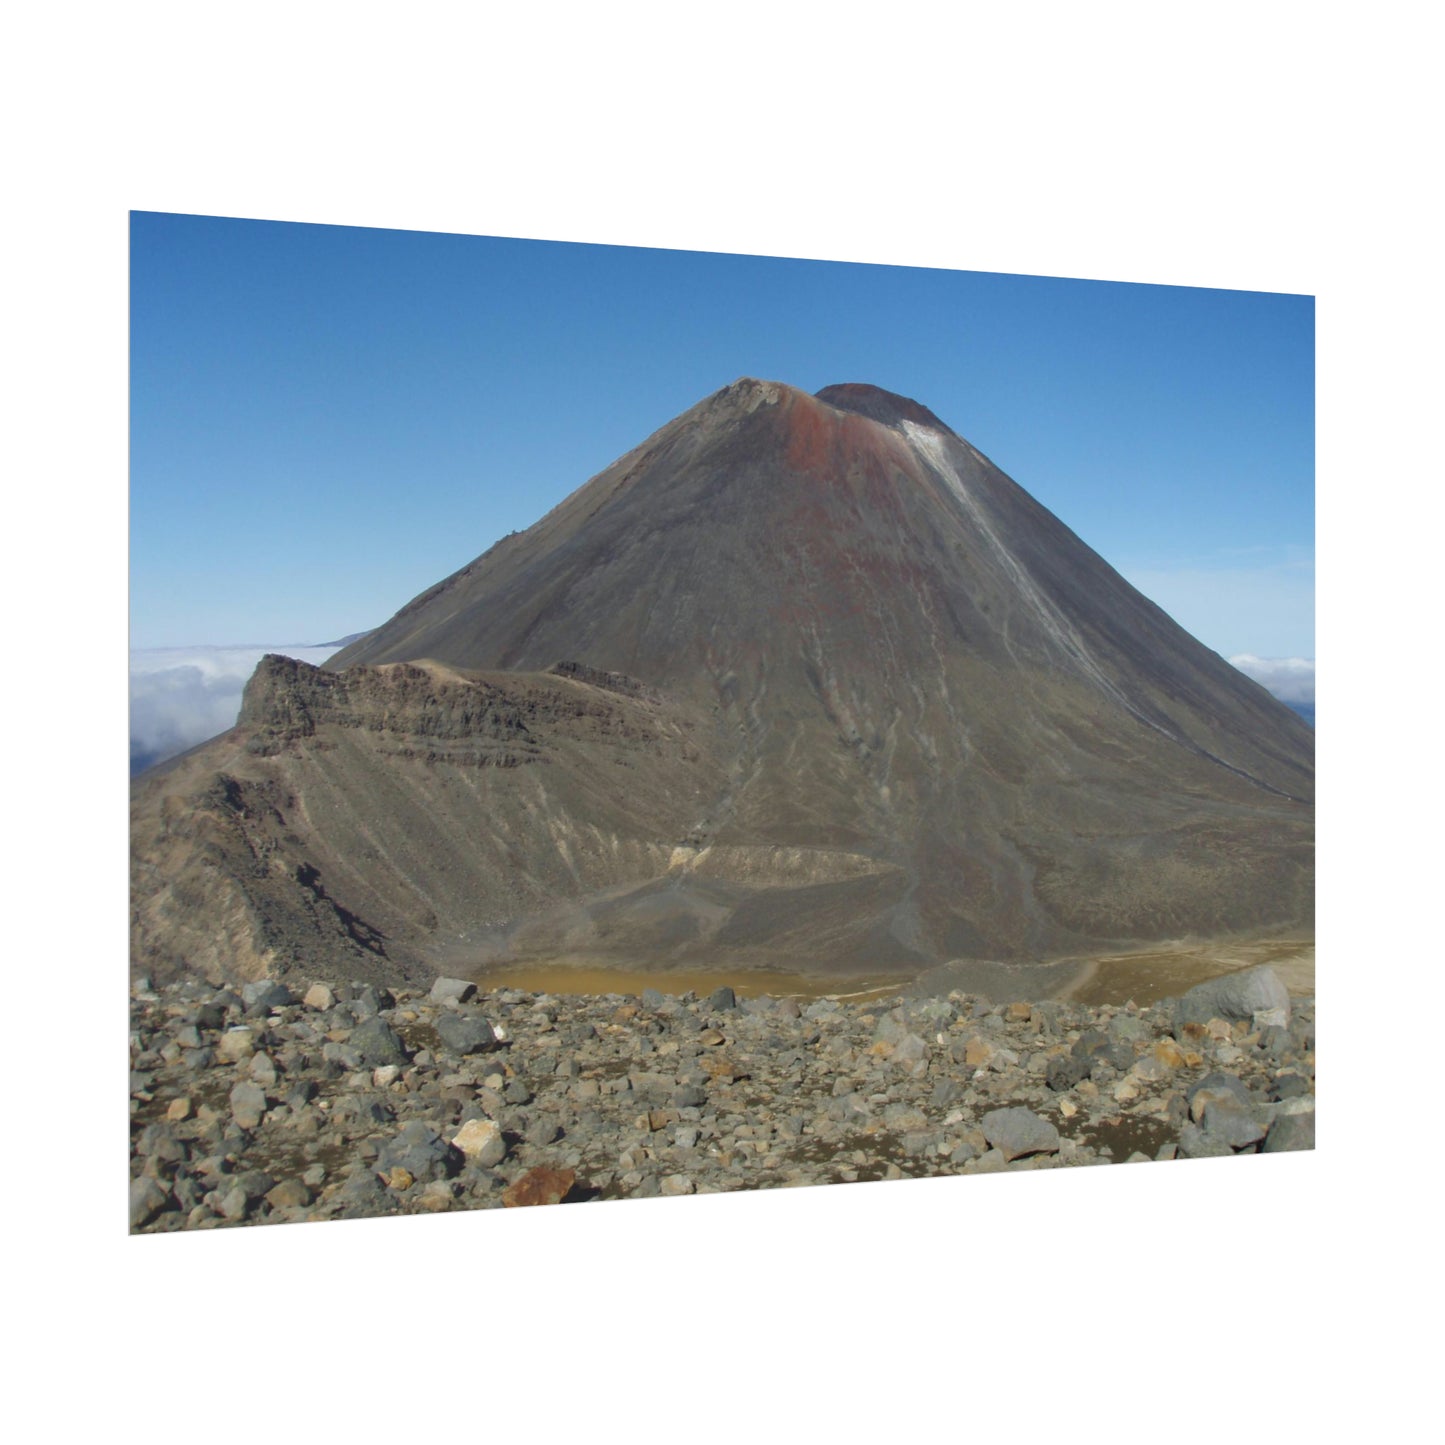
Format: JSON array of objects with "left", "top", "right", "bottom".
[{"left": 130, "top": 379, "right": 1313, "bottom": 991}]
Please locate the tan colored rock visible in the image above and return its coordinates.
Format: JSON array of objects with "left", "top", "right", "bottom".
[
  {"left": 373, "top": 1064, "right": 401, "bottom": 1088},
  {"left": 386, "top": 1166, "right": 415, "bottom": 1191},
  {"left": 265, "top": 1179, "right": 312, "bottom": 1209},
  {"left": 303, "top": 983, "right": 336, "bottom": 1011},
  {"left": 166, "top": 1097, "right": 192, "bottom": 1122},
  {"left": 216, "top": 1027, "right": 256, "bottom": 1064},
  {"left": 451, "top": 1118, "right": 507, "bottom": 1167},
  {"left": 1153, "top": 1039, "right": 1187, "bottom": 1069},
  {"left": 1006, "top": 1002, "right": 1032, "bottom": 1023},
  {"left": 417, "top": 1181, "right": 454, "bottom": 1212},
  {"left": 963, "top": 1037, "right": 995, "bottom": 1067},
  {"left": 1058, "top": 1098, "right": 1078, "bottom": 1119}
]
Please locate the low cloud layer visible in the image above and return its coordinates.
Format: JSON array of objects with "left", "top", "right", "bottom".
[
  {"left": 1228, "top": 654, "right": 1315, "bottom": 706},
  {"left": 132, "top": 644, "right": 1317, "bottom": 775},
  {"left": 130, "top": 645, "right": 338, "bottom": 774}
]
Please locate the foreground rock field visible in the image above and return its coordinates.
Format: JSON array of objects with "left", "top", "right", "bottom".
[{"left": 129, "top": 965, "right": 1315, "bottom": 1232}]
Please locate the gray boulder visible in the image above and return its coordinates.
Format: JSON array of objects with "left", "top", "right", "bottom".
[
  {"left": 350, "top": 1016, "right": 409, "bottom": 1067},
  {"left": 376, "top": 1121, "right": 463, "bottom": 1183},
  {"left": 1177, "top": 966, "right": 1290, "bottom": 1027},
  {"left": 1262, "top": 1111, "right": 1315, "bottom": 1153},
  {"left": 1176, "top": 1124, "right": 1234, "bottom": 1159},
  {"left": 242, "top": 979, "right": 293, "bottom": 1014},
  {"left": 430, "top": 977, "right": 478, "bottom": 1006},
  {"left": 129, "top": 1176, "right": 169, "bottom": 1229},
  {"left": 435, "top": 1013, "right": 497, "bottom": 1056},
  {"left": 228, "top": 1081, "right": 268, "bottom": 1131},
  {"left": 1199, "top": 1099, "right": 1267, "bottom": 1151},
  {"left": 981, "top": 1107, "right": 1060, "bottom": 1162}
]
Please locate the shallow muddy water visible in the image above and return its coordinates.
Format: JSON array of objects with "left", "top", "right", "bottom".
[{"left": 465, "top": 935, "right": 1314, "bottom": 1007}]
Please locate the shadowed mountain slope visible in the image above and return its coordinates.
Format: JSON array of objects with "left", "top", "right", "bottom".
[{"left": 132, "top": 379, "right": 1312, "bottom": 988}]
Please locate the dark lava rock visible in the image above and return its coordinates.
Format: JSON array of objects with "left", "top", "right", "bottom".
[
  {"left": 242, "top": 979, "right": 293, "bottom": 1014},
  {"left": 435, "top": 1013, "right": 497, "bottom": 1056},
  {"left": 350, "top": 1016, "right": 409, "bottom": 1067},
  {"left": 376, "top": 1122, "right": 462, "bottom": 1183},
  {"left": 1047, "top": 1056, "right": 1091, "bottom": 1092}
]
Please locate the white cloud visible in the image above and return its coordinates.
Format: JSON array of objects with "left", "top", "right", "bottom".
[
  {"left": 130, "top": 644, "right": 338, "bottom": 773},
  {"left": 1228, "top": 653, "right": 1315, "bottom": 705}
]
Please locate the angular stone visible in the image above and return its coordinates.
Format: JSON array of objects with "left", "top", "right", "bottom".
[
  {"left": 1268, "top": 1073, "right": 1313, "bottom": 1102},
  {"left": 1152, "top": 1039, "right": 1187, "bottom": 1070},
  {"left": 660, "top": 1174, "right": 696, "bottom": 1196},
  {"left": 1188, "top": 1072, "right": 1253, "bottom": 1122},
  {"left": 216, "top": 1027, "right": 256, "bottom": 1064},
  {"left": 265, "top": 1178, "right": 313, "bottom": 1209},
  {"left": 708, "top": 986, "right": 737, "bottom": 1011},
  {"left": 1200, "top": 1099, "right": 1267, "bottom": 1151},
  {"left": 248, "top": 1051, "right": 278, "bottom": 1087},
  {"left": 242, "top": 979, "right": 293, "bottom": 1013},
  {"left": 303, "top": 982, "right": 336, "bottom": 1011},
  {"left": 216, "top": 1185, "right": 250, "bottom": 1220},
  {"left": 376, "top": 1121, "right": 463, "bottom": 1182},
  {"left": 503, "top": 1165, "right": 576, "bottom": 1207},
  {"left": 962, "top": 1036, "right": 995, "bottom": 1068},
  {"left": 1262, "top": 1111, "right": 1315, "bottom": 1153},
  {"left": 1047, "top": 1055, "right": 1089, "bottom": 1092},
  {"left": 166, "top": 1097, "right": 192, "bottom": 1122},
  {"left": 981, "top": 1106, "right": 1060, "bottom": 1162},
  {"left": 430, "top": 977, "right": 478, "bottom": 1006},
  {"left": 1176, "top": 1124, "right": 1234, "bottom": 1159},
  {"left": 129, "top": 1176, "right": 168, "bottom": 1229},
  {"left": 435, "top": 1013, "right": 497, "bottom": 1056},
  {"left": 350, "top": 1016, "right": 409, "bottom": 1067},
  {"left": 229, "top": 1080, "right": 268, "bottom": 1131},
  {"left": 452, "top": 1117, "right": 507, "bottom": 1167}
]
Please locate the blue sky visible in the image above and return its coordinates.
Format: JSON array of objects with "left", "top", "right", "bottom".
[{"left": 131, "top": 211, "right": 1313, "bottom": 659}]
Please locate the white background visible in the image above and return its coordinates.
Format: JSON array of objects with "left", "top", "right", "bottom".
[{"left": 6, "top": 3, "right": 1434, "bottom": 1437}]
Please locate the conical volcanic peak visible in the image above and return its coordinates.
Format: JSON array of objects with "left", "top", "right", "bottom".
[
  {"left": 814, "top": 382, "right": 955, "bottom": 434},
  {"left": 134, "top": 375, "right": 1312, "bottom": 990}
]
